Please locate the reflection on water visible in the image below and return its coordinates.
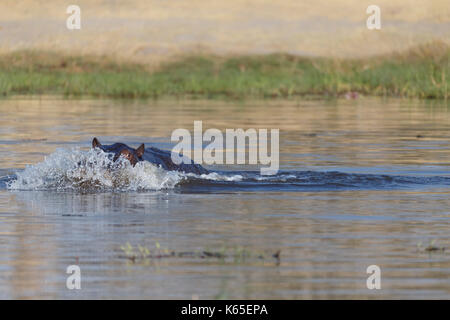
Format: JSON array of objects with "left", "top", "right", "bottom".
[{"left": 0, "top": 98, "right": 449, "bottom": 299}]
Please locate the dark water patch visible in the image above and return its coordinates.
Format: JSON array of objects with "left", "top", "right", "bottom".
[
  {"left": 0, "top": 173, "right": 15, "bottom": 190},
  {"left": 4, "top": 164, "right": 450, "bottom": 193},
  {"left": 176, "top": 170, "right": 450, "bottom": 193}
]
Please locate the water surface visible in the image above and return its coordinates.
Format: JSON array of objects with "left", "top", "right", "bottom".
[{"left": 0, "top": 98, "right": 449, "bottom": 299}]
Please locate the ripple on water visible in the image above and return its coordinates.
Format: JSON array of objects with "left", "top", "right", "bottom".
[{"left": 4, "top": 148, "right": 450, "bottom": 193}]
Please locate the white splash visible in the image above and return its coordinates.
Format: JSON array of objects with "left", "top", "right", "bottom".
[
  {"left": 7, "top": 148, "right": 184, "bottom": 191},
  {"left": 186, "top": 172, "right": 244, "bottom": 182},
  {"left": 6, "top": 148, "right": 248, "bottom": 192}
]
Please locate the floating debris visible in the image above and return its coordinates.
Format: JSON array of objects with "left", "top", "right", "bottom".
[
  {"left": 424, "top": 245, "right": 445, "bottom": 252},
  {"left": 417, "top": 240, "right": 446, "bottom": 253},
  {"left": 119, "top": 242, "right": 281, "bottom": 265}
]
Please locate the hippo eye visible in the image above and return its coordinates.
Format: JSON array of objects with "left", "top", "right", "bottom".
[
  {"left": 113, "top": 151, "right": 129, "bottom": 162},
  {"left": 125, "top": 152, "right": 133, "bottom": 159}
]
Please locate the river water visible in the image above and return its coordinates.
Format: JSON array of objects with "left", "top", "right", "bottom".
[{"left": 0, "top": 97, "right": 449, "bottom": 299}]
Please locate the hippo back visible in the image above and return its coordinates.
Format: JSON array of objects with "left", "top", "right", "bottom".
[{"left": 143, "top": 147, "right": 208, "bottom": 175}]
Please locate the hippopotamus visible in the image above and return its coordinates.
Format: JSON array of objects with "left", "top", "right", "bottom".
[{"left": 91, "top": 137, "right": 208, "bottom": 175}]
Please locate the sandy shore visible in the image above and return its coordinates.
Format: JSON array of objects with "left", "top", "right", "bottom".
[{"left": 0, "top": 0, "right": 449, "bottom": 63}]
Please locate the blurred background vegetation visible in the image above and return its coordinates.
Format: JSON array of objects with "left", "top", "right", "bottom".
[{"left": 0, "top": 0, "right": 448, "bottom": 99}]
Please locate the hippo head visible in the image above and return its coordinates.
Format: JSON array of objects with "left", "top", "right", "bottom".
[{"left": 92, "top": 137, "right": 145, "bottom": 166}]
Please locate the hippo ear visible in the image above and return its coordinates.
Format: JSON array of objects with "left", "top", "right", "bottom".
[
  {"left": 92, "top": 137, "right": 102, "bottom": 149},
  {"left": 136, "top": 144, "right": 145, "bottom": 158}
]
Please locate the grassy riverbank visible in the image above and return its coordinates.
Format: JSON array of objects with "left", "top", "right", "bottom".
[{"left": 0, "top": 42, "right": 448, "bottom": 99}]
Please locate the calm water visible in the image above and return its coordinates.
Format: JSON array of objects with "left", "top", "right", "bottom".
[{"left": 0, "top": 97, "right": 449, "bottom": 299}]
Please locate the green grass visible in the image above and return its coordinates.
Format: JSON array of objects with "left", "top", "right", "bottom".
[{"left": 0, "top": 41, "right": 448, "bottom": 99}]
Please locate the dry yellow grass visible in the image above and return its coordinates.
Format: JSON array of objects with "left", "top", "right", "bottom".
[{"left": 0, "top": 0, "right": 448, "bottom": 63}]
